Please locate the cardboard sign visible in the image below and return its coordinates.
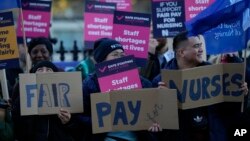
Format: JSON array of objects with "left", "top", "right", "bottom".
[
  {"left": 185, "top": 0, "right": 215, "bottom": 21},
  {"left": 17, "top": 0, "right": 52, "bottom": 40},
  {"left": 0, "top": 11, "right": 20, "bottom": 69},
  {"left": 99, "top": 0, "right": 132, "bottom": 11},
  {"left": 162, "top": 63, "right": 245, "bottom": 109},
  {"left": 112, "top": 11, "right": 150, "bottom": 67},
  {"left": 19, "top": 72, "right": 83, "bottom": 116},
  {"left": 0, "top": 69, "right": 9, "bottom": 100},
  {"left": 151, "top": 0, "right": 186, "bottom": 38},
  {"left": 91, "top": 88, "right": 179, "bottom": 134},
  {"left": 96, "top": 55, "right": 142, "bottom": 92},
  {"left": 84, "top": 1, "right": 116, "bottom": 49}
]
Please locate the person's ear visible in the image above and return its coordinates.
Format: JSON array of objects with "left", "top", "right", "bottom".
[{"left": 176, "top": 48, "right": 185, "bottom": 58}]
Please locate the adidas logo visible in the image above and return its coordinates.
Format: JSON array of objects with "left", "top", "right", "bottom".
[{"left": 193, "top": 116, "right": 203, "bottom": 123}]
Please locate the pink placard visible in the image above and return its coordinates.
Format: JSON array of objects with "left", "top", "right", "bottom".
[
  {"left": 84, "top": 13, "right": 114, "bottom": 41},
  {"left": 185, "top": 0, "right": 215, "bottom": 21},
  {"left": 17, "top": 10, "right": 50, "bottom": 38},
  {"left": 98, "top": 69, "right": 142, "bottom": 92},
  {"left": 84, "top": 1, "right": 116, "bottom": 49},
  {"left": 112, "top": 25, "right": 150, "bottom": 59},
  {"left": 112, "top": 11, "right": 151, "bottom": 67},
  {"left": 99, "top": 0, "right": 132, "bottom": 11}
]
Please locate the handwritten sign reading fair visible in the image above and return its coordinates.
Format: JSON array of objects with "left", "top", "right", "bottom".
[
  {"left": 152, "top": 0, "right": 186, "bottom": 38},
  {"left": 19, "top": 72, "right": 83, "bottom": 116},
  {"left": 0, "top": 12, "right": 19, "bottom": 69},
  {"left": 203, "top": 18, "right": 246, "bottom": 55},
  {"left": 91, "top": 88, "right": 179, "bottom": 134},
  {"left": 17, "top": 0, "right": 52, "bottom": 39},
  {"left": 84, "top": 1, "right": 116, "bottom": 49},
  {"left": 185, "top": 0, "right": 215, "bottom": 21},
  {"left": 96, "top": 55, "right": 142, "bottom": 92},
  {"left": 112, "top": 11, "right": 150, "bottom": 67},
  {"left": 99, "top": 0, "right": 132, "bottom": 11},
  {"left": 162, "top": 63, "right": 245, "bottom": 109}
]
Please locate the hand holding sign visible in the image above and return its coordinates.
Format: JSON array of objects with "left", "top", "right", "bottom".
[
  {"left": 240, "top": 82, "right": 249, "bottom": 96},
  {"left": 148, "top": 38, "right": 159, "bottom": 54},
  {"left": 148, "top": 123, "right": 162, "bottom": 132},
  {"left": 58, "top": 108, "right": 71, "bottom": 124},
  {"left": 158, "top": 81, "right": 168, "bottom": 89}
]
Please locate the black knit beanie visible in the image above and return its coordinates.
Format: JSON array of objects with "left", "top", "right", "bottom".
[
  {"left": 29, "top": 61, "right": 58, "bottom": 73},
  {"left": 93, "top": 38, "right": 124, "bottom": 63},
  {"left": 28, "top": 37, "right": 53, "bottom": 55}
]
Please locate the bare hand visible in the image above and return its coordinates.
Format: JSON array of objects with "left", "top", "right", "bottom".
[
  {"left": 58, "top": 109, "right": 71, "bottom": 124},
  {"left": 158, "top": 82, "right": 168, "bottom": 89},
  {"left": 148, "top": 39, "right": 159, "bottom": 54},
  {"left": 148, "top": 123, "right": 162, "bottom": 132},
  {"left": 240, "top": 82, "right": 248, "bottom": 96}
]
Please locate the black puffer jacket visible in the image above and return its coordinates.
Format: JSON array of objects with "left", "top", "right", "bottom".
[{"left": 152, "top": 58, "right": 211, "bottom": 141}]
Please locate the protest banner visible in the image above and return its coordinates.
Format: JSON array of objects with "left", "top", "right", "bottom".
[
  {"left": 84, "top": 1, "right": 116, "bottom": 49},
  {"left": 16, "top": 0, "right": 52, "bottom": 41},
  {"left": 91, "top": 88, "right": 179, "bottom": 134},
  {"left": 0, "top": 11, "right": 20, "bottom": 69},
  {"left": 0, "top": 69, "right": 9, "bottom": 100},
  {"left": 112, "top": 11, "right": 150, "bottom": 67},
  {"left": 162, "top": 63, "right": 245, "bottom": 109},
  {"left": 184, "top": 0, "right": 215, "bottom": 21},
  {"left": 19, "top": 72, "right": 83, "bottom": 115},
  {"left": 96, "top": 55, "right": 142, "bottom": 92},
  {"left": 151, "top": 0, "right": 186, "bottom": 38},
  {"left": 99, "top": 0, "right": 132, "bottom": 11}
]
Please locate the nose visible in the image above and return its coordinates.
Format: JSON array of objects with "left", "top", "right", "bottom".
[
  {"left": 36, "top": 51, "right": 43, "bottom": 58},
  {"left": 198, "top": 46, "right": 203, "bottom": 53}
]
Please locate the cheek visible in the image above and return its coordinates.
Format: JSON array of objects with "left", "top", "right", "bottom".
[
  {"left": 105, "top": 55, "right": 115, "bottom": 61},
  {"left": 189, "top": 49, "right": 198, "bottom": 56},
  {"left": 183, "top": 50, "right": 193, "bottom": 57},
  {"left": 43, "top": 53, "right": 51, "bottom": 58}
]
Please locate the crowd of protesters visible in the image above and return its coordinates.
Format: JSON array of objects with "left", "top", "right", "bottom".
[{"left": 0, "top": 31, "right": 249, "bottom": 141}]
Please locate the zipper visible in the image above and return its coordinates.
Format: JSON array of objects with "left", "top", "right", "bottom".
[{"left": 47, "top": 119, "right": 50, "bottom": 138}]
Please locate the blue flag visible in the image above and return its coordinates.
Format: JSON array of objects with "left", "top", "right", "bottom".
[
  {"left": 203, "top": 17, "right": 246, "bottom": 55},
  {"left": 185, "top": 0, "right": 250, "bottom": 55},
  {"left": 0, "top": 0, "right": 20, "bottom": 11},
  {"left": 186, "top": 0, "right": 249, "bottom": 36}
]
